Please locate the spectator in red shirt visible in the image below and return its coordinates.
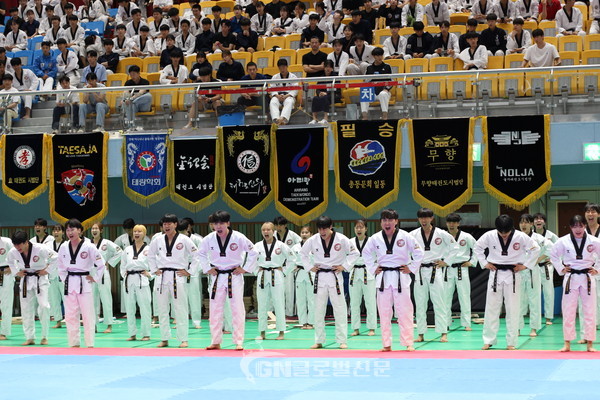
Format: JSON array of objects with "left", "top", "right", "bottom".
[{"left": 538, "top": 0, "right": 562, "bottom": 21}]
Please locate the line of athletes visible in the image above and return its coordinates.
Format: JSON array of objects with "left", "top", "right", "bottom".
[{"left": 0, "top": 205, "right": 598, "bottom": 352}]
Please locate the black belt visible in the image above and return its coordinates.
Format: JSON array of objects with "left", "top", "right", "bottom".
[
  {"left": 294, "top": 266, "right": 313, "bottom": 286},
  {"left": 565, "top": 268, "right": 592, "bottom": 296},
  {"left": 446, "top": 262, "right": 466, "bottom": 281},
  {"left": 210, "top": 266, "right": 235, "bottom": 299},
  {"left": 125, "top": 270, "right": 143, "bottom": 294},
  {"left": 539, "top": 261, "right": 551, "bottom": 280},
  {"left": 351, "top": 265, "right": 367, "bottom": 286},
  {"left": 0, "top": 266, "right": 8, "bottom": 286},
  {"left": 492, "top": 264, "right": 516, "bottom": 293},
  {"left": 419, "top": 262, "right": 437, "bottom": 285},
  {"left": 22, "top": 270, "right": 40, "bottom": 298},
  {"left": 65, "top": 271, "right": 90, "bottom": 295},
  {"left": 159, "top": 268, "right": 179, "bottom": 299},
  {"left": 379, "top": 266, "right": 402, "bottom": 293},
  {"left": 314, "top": 269, "right": 341, "bottom": 295},
  {"left": 260, "top": 267, "right": 282, "bottom": 289}
]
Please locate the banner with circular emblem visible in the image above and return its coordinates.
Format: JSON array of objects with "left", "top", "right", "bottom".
[
  {"left": 333, "top": 120, "right": 402, "bottom": 217},
  {"left": 218, "top": 125, "right": 274, "bottom": 218},
  {"left": 1, "top": 133, "right": 49, "bottom": 203}
]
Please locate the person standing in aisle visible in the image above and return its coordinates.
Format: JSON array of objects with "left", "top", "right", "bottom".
[{"left": 349, "top": 219, "right": 377, "bottom": 337}]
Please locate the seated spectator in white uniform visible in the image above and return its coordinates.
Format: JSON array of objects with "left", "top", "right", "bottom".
[
  {"left": 251, "top": 1, "right": 274, "bottom": 36},
  {"left": 506, "top": 18, "right": 532, "bottom": 54},
  {"left": 328, "top": 39, "right": 349, "bottom": 75},
  {"left": 431, "top": 20, "right": 460, "bottom": 58},
  {"left": 494, "top": 0, "right": 517, "bottom": 23},
  {"left": 113, "top": 24, "right": 134, "bottom": 59},
  {"left": 269, "top": 58, "right": 298, "bottom": 125},
  {"left": 425, "top": 0, "right": 450, "bottom": 26},
  {"left": 270, "top": 6, "right": 295, "bottom": 36},
  {"left": 10, "top": 57, "right": 38, "bottom": 119},
  {"left": 159, "top": 48, "right": 189, "bottom": 84},
  {"left": 515, "top": 0, "right": 539, "bottom": 21},
  {"left": 401, "top": 0, "right": 425, "bottom": 27},
  {"left": 346, "top": 33, "right": 375, "bottom": 74},
  {"left": 56, "top": 38, "right": 80, "bottom": 86},
  {"left": 383, "top": 22, "right": 407, "bottom": 59},
  {"left": 4, "top": 20, "right": 27, "bottom": 51},
  {"left": 175, "top": 19, "right": 195, "bottom": 55},
  {"left": 459, "top": 31, "right": 488, "bottom": 69},
  {"left": 131, "top": 25, "right": 156, "bottom": 58},
  {"left": 125, "top": 8, "right": 148, "bottom": 39},
  {"left": 0, "top": 74, "right": 20, "bottom": 129},
  {"left": 555, "top": 0, "right": 586, "bottom": 37}
]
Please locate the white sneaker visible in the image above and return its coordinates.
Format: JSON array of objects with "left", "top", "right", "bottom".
[
  {"left": 135, "top": 126, "right": 144, "bottom": 131},
  {"left": 51, "top": 129, "right": 58, "bottom": 134},
  {"left": 92, "top": 127, "right": 103, "bottom": 132},
  {"left": 319, "top": 119, "right": 329, "bottom": 125},
  {"left": 77, "top": 128, "right": 84, "bottom": 133},
  {"left": 309, "top": 119, "right": 317, "bottom": 124}
]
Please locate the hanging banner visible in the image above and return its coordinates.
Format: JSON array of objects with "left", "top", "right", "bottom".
[
  {"left": 219, "top": 125, "right": 274, "bottom": 218},
  {"left": 49, "top": 132, "right": 108, "bottom": 229},
  {"left": 1, "top": 133, "right": 49, "bottom": 203},
  {"left": 333, "top": 120, "right": 401, "bottom": 216},
  {"left": 272, "top": 126, "right": 328, "bottom": 226},
  {"left": 122, "top": 133, "right": 169, "bottom": 206},
  {"left": 409, "top": 117, "right": 474, "bottom": 216},
  {"left": 483, "top": 115, "right": 551, "bottom": 210},
  {"left": 169, "top": 136, "right": 218, "bottom": 212}
]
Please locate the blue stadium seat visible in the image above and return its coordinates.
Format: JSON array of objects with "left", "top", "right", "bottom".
[
  {"left": 27, "top": 36, "right": 44, "bottom": 51},
  {"left": 13, "top": 50, "right": 34, "bottom": 66},
  {"left": 108, "top": 8, "right": 118, "bottom": 18},
  {"left": 82, "top": 21, "right": 104, "bottom": 36}
]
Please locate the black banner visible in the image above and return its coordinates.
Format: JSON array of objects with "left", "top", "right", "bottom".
[
  {"left": 483, "top": 115, "right": 551, "bottom": 209},
  {"left": 273, "top": 126, "right": 328, "bottom": 226},
  {"left": 220, "top": 125, "right": 273, "bottom": 218},
  {"left": 1, "top": 133, "right": 48, "bottom": 203},
  {"left": 169, "top": 137, "right": 218, "bottom": 212},
  {"left": 334, "top": 120, "right": 401, "bottom": 216},
  {"left": 410, "top": 118, "right": 474, "bottom": 216},
  {"left": 50, "top": 132, "right": 108, "bottom": 229}
]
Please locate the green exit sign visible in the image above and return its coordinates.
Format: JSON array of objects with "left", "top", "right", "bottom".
[
  {"left": 584, "top": 143, "right": 600, "bottom": 161},
  {"left": 472, "top": 143, "right": 482, "bottom": 162}
]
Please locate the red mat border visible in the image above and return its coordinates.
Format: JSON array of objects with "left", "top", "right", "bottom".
[{"left": 0, "top": 347, "right": 597, "bottom": 359}]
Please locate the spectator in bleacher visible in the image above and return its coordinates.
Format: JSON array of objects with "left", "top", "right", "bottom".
[
  {"left": 459, "top": 18, "right": 479, "bottom": 51},
  {"left": 4, "top": 19, "right": 27, "bottom": 51},
  {"left": 340, "top": 25, "right": 355, "bottom": 53},
  {"left": 23, "top": 9, "right": 39, "bottom": 38},
  {"left": 38, "top": 6, "right": 55, "bottom": 35},
  {"left": 342, "top": 0, "right": 361, "bottom": 16},
  {"left": 153, "top": 0, "right": 173, "bottom": 13},
  {"left": 17, "top": 0, "right": 27, "bottom": 20},
  {"left": 245, "top": 0, "right": 260, "bottom": 19},
  {"left": 184, "top": 66, "right": 222, "bottom": 129},
  {"left": 269, "top": 58, "right": 298, "bottom": 125},
  {"left": 251, "top": 2, "right": 273, "bottom": 36},
  {"left": 81, "top": 50, "right": 107, "bottom": 85},
  {"left": 271, "top": 6, "right": 295, "bottom": 36},
  {"left": 3, "top": 9, "right": 22, "bottom": 35},
  {"left": 237, "top": 61, "right": 266, "bottom": 108},
  {"left": 328, "top": 38, "right": 349, "bottom": 75},
  {"left": 360, "top": 47, "right": 392, "bottom": 120},
  {"left": 10, "top": 57, "right": 38, "bottom": 119},
  {"left": 189, "top": 4, "right": 204, "bottom": 35},
  {"left": 52, "top": 75, "right": 78, "bottom": 133},
  {"left": 160, "top": 48, "right": 188, "bottom": 84},
  {"left": 125, "top": 8, "right": 147, "bottom": 39},
  {"left": 506, "top": 18, "right": 531, "bottom": 54},
  {"left": 0, "top": 74, "right": 21, "bottom": 129},
  {"left": 217, "top": 49, "right": 245, "bottom": 81},
  {"left": 379, "top": 0, "right": 402, "bottom": 28},
  {"left": 522, "top": 28, "right": 560, "bottom": 67},
  {"left": 159, "top": 34, "right": 180, "bottom": 67},
  {"left": 325, "top": 0, "right": 344, "bottom": 12},
  {"left": 430, "top": 20, "right": 459, "bottom": 58},
  {"left": 303, "top": 36, "right": 328, "bottom": 77},
  {"left": 349, "top": 10, "right": 373, "bottom": 44},
  {"left": 405, "top": 21, "right": 434, "bottom": 59},
  {"left": 99, "top": 39, "right": 119, "bottom": 74},
  {"left": 91, "top": 0, "right": 111, "bottom": 28},
  {"left": 301, "top": 14, "right": 325, "bottom": 47},
  {"left": 213, "top": 19, "right": 237, "bottom": 53},
  {"left": 189, "top": 52, "right": 212, "bottom": 82},
  {"left": 176, "top": 19, "right": 196, "bottom": 55},
  {"left": 292, "top": 2, "right": 310, "bottom": 33},
  {"left": 167, "top": 8, "right": 182, "bottom": 36},
  {"left": 0, "top": 48, "right": 14, "bottom": 75},
  {"left": 402, "top": 0, "right": 425, "bottom": 27},
  {"left": 29, "top": 0, "right": 45, "bottom": 22},
  {"left": 83, "top": 35, "right": 103, "bottom": 63},
  {"left": 515, "top": 0, "right": 539, "bottom": 21},
  {"left": 556, "top": 0, "right": 586, "bottom": 37},
  {"left": 78, "top": 0, "right": 95, "bottom": 24},
  {"left": 360, "top": 0, "right": 378, "bottom": 31},
  {"left": 0, "top": 59, "right": 9, "bottom": 78},
  {"left": 56, "top": 38, "right": 80, "bottom": 86},
  {"left": 322, "top": 10, "right": 345, "bottom": 44},
  {"left": 494, "top": 0, "right": 517, "bottom": 23},
  {"left": 210, "top": 5, "right": 223, "bottom": 34},
  {"left": 59, "top": 3, "right": 77, "bottom": 28},
  {"left": 310, "top": 59, "right": 339, "bottom": 124},
  {"left": 425, "top": 0, "right": 451, "bottom": 27},
  {"left": 44, "top": 16, "right": 63, "bottom": 47},
  {"left": 149, "top": 8, "right": 167, "bottom": 38},
  {"left": 237, "top": 18, "right": 259, "bottom": 53},
  {"left": 115, "top": 24, "right": 134, "bottom": 60},
  {"left": 265, "top": 0, "right": 284, "bottom": 20},
  {"left": 480, "top": 14, "right": 507, "bottom": 56},
  {"left": 155, "top": 24, "right": 172, "bottom": 56},
  {"left": 182, "top": 0, "right": 200, "bottom": 22},
  {"left": 458, "top": 31, "right": 488, "bottom": 69},
  {"left": 54, "top": 0, "right": 75, "bottom": 20},
  {"left": 78, "top": 72, "right": 107, "bottom": 132},
  {"left": 131, "top": 25, "right": 156, "bottom": 58},
  {"left": 230, "top": 5, "right": 244, "bottom": 34},
  {"left": 470, "top": 0, "right": 491, "bottom": 23},
  {"left": 314, "top": 2, "right": 332, "bottom": 27},
  {"left": 538, "top": 0, "right": 562, "bottom": 21},
  {"left": 591, "top": 0, "right": 600, "bottom": 35},
  {"left": 194, "top": 18, "right": 215, "bottom": 54},
  {"left": 63, "top": 15, "right": 85, "bottom": 61},
  {"left": 116, "top": 0, "right": 140, "bottom": 25},
  {"left": 347, "top": 33, "right": 375, "bottom": 73},
  {"left": 123, "top": 65, "right": 152, "bottom": 128},
  {"left": 383, "top": 21, "right": 407, "bottom": 59},
  {"left": 32, "top": 41, "right": 57, "bottom": 98}
]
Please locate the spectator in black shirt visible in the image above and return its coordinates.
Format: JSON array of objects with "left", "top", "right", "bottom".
[
  {"left": 245, "top": 0, "right": 260, "bottom": 19},
  {"left": 301, "top": 14, "right": 325, "bottom": 47},
  {"left": 23, "top": 10, "right": 39, "bottom": 38},
  {"left": 378, "top": 0, "right": 402, "bottom": 28},
  {"left": 340, "top": 24, "right": 355, "bottom": 53},
  {"left": 184, "top": 66, "right": 223, "bottom": 129},
  {"left": 189, "top": 51, "right": 212, "bottom": 81},
  {"left": 302, "top": 36, "right": 327, "bottom": 77},
  {"left": 480, "top": 13, "right": 507, "bottom": 56},
  {"left": 213, "top": 19, "right": 237, "bottom": 53},
  {"left": 3, "top": 8, "right": 21, "bottom": 35},
  {"left": 343, "top": 0, "right": 364, "bottom": 15},
  {"left": 361, "top": 46, "right": 392, "bottom": 120},
  {"left": 217, "top": 49, "right": 245, "bottom": 81},
  {"left": 349, "top": 9, "right": 373, "bottom": 44},
  {"left": 236, "top": 17, "right": 259, "bottom": 52},
  {"left": 405, "top": 21, "right": 434, "bottom": 59},
  {"left": 361, "top": 0, "right": 379, "bottom": 30},
  {"left": 98, "top": 39, "right": 119, "bottom": 74},
  {"left": 459, "top": 18, "right": 479, "bottom": 51},
  {"left": 238, "top": 61, "right": 267, "bottom": 108},
  {"left": 123, "top": 65, "right": 152, "bottom": 128},
  {"left": 159, "top": 34, "right": 181, "bottom": 68},
  {"left": 194, "top": 18, "right": 216, "bottom": 54},
  {"left": 265, "top": 0, "right": 284, "bottom": 19},
  {"left": 310, "top": 59, "right": 340, "bottom": 124}
]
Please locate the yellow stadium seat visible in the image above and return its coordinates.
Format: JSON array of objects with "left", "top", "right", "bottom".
[
  {"left": 420, "top": 76, "right": 447, "bottom": 100},
  {"left": 498, "top": 73, "right": 525, "bottom": 97},
  {"left": 178, "top": 88, "right": 204, "bottom": 114},
  {"left": 553, "top": 68, "right": 581, "bottom": 95},
  {"left": 288, "top": 64, "right": 304, "bottom": 77},
  {"left": 405, "top": 58, "right": 429, "bottom": 73},
  {"left": 232, "top": 51, "right": 251, "bottom": 68},
  {"left": 385, "top": 59, "right": 404, "bottom": 74},
  {"left": 142, "top": 56, "right": 161, "bottom": 73},
  {"left": 574, "top": 4, "right": 588, "bottom": 20},
  {"left": 400, "top": 27, "right": 413, "bottom": 39},
  {"left": 450, "top": 13, "right": 470, "bottom": 25},
  {"left": 207, "top": 53, "right": 224, "bottom": 70},
  {"left": 449, "top": 25, "right": 466, "bottom": 43},
  {"left": 476, "top": 24, "right": 486, "bottom": 33},
  {"left": 321, "top": 47, "right": 334, "bottom": 54},
  {"left": 374, "top": 29, "right": 391, "bottom": 45},
  {"left": 256, "top": 36, "right": 266, "bottom": 51},
  {"left": 146, "top": 72, "right": 161, "bottom": 86},
  {"left": 582, "top": 49, "right": 600, "bottom": 64},
  {"left": 447, "top": 75, "right": 473, "bottom": 100},
  {"left": 117, "top": 57, "right": 144, "bottom": 74},
  {"left": 523, "top": 20, "right": 538, "bottom": 34},
  {"left": 296, "top": 48, "right": 311, "bottom": 62},
  {"left": 525, "top": 71, "right": 551, "bottom": 96},
  {"left": 262, "top": 66, "right": 279, "bottom": 76},
  {"left": 106, "top": 91, "right": 121, "bottom": 114},
  {"left": 274, "top": 49, "right": 296, "bottom": 65},
  {"left": 425, "top": 26, "right": 440, "bottom": 35},
  {"left": 107, "top": 73, "right": 128, "bottom": 87},
  {"left": 147, "top": 16, "right": 154, "bottom": 24},
  {"left": 264, "top": 36, "right": 286, "bottom": 50},
  {"left": 487, "top": 55, "right": 504, "bottom": 70},
  {"left": 454, "top": 58, "right": 464, "bottom": 70},
  {"left": 584, "top": 34, "right": 600, "bottom": 50},
  {"left": 179, "top": 2, "right": 191, "bottom": 15},
  {"left": 537, "top": 20, "right": 557, "bottom": 37},
  {"left": 201, "top": 1, "right": 216, "bottom": 15},
  {"left": 285, "top": 33, "right": 302, "bottom": 50},
  {"left": 216, "top": 0, "right": 235, "bottom": 13},
  {"left": 579, "top": 68, "right": 600, "bottom": 95},
  {"left": 497, "top": 23, "right": 513, "bottom": 33},
  {"left": 185, "top": 54, "right": 196, "bottom": 71},
  {"left": 558, "top": 35, "right": 583, "bottom": 52},
  {"left": 252, "top": 50, "right": 275, "bottom": 69},
  {"left": 559, "top": 50, "right": 581, "bottom": 66},
  {"left": 152, "top": 88, "right": 177, "bottom": 114},
  {"left": 504, "top": 53, "right": 524, "bottom": 69},
  {"left": 429, "top": 56, "right": 454, "bottom": 71},
  {"left": 476, "top": 74, "right": 499, "bottom": 98}
]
